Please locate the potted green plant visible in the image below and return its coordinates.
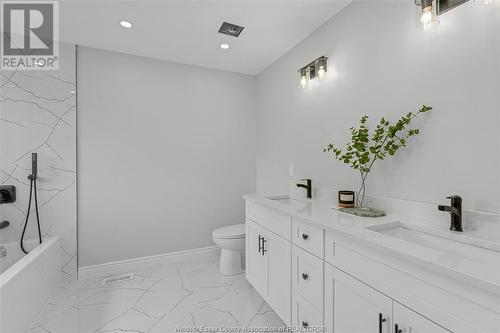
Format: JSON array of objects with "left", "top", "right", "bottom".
[{"left": 324, "top": 105, "right": 432, "bottom": 217}]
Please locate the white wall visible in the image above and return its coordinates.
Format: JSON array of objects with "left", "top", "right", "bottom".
[
  {"left": 256, "top": 1, "right": 500, "bottom": 214},
  {"left": 78, "top": 47, "right": 256, "bottom": 266},
  {"left": 0, "top": 43, "right": 77, "bottom": 280}
]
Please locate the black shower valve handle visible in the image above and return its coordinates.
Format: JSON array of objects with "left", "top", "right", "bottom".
[{"left": 0, "top": 185, "right": 16, "bottom": 204}]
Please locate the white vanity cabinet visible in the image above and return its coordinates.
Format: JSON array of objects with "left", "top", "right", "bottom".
[
  {"left": 245, "top": 203, "right": 292, "bottom": 326},
  {"left": 245, "top": 198, "right": 499, "bottom": 333}
]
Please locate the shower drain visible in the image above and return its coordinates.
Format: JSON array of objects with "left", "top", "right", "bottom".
[{"left": 102, "top": 273, "right": 133, "bottom": 285}]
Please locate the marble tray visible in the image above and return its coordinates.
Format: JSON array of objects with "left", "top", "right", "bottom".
[{"left": 338, "top": 206, "right": 386, "bottom": 217}]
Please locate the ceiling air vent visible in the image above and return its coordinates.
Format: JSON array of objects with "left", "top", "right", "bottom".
[{"left": 218, "top": 22, "right": 244, "bottom": 37}]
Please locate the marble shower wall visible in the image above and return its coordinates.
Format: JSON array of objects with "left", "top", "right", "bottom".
[{"left": 0, "top": 43, "right": 77, "bottom": 280}]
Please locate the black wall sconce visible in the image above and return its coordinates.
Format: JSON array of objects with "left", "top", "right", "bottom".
[
  {"left": 415, "top": 0, "right": 469, "bottom": 30},
  {"left": 298, "top": 56, "right": 328, "bottom": 88}
]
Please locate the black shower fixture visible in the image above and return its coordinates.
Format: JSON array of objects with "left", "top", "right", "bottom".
[
  {"left": 0, "top": 185, "right": 16, "bottom": 204},
  {"left": 20, "top": 153, "right": 43, "bottom": 254}
]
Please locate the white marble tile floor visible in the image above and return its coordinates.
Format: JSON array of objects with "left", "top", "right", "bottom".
[{"left": 29, "top": 254, "right": 284, "bottom": 333}]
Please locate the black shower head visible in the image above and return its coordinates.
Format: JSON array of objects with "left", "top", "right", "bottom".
[{"left": 31, "top": 153, "right": 37, "bottom": 177}]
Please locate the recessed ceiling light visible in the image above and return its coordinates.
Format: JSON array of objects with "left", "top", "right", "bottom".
[
  {"left": 69, "top": 90, "right": 76, "bottom": 94},
  {"left": 120, "top": 20, "right": 133, "bottom": 29},
  {"left": 220, "top": 43, "right": 230, "bottom": 50}
]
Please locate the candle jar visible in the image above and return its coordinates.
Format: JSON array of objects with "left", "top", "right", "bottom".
[{"left": 338, "top": 190, "right": 355, "bottom": 208}]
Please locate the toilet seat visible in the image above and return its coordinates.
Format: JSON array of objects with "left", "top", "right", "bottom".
[{"left": 213, "top": 224, "right": 245, "bottom": 239}]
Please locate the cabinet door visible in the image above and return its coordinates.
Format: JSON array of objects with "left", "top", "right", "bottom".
[
  {"left": 267, "top": 232, "right": 291, "bottom": 326},
  {"left": 245, "top": 219, "right": 268, "bottom": 297},
  {"left": 324, "top": 263, "right": 392, "bottom": 333},
  {"left": 393, "top": 302, "right": 450, "bottom": 333}
]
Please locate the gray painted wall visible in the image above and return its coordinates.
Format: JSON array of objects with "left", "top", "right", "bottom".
[
  {"left": 256, "top": 1, "right": 500, "bottom": 213},
  {"left": 77, "top": 47, "right": 256, "bottom": 266}
]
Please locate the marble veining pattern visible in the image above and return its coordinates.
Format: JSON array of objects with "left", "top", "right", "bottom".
[
  {"left": 0, "top": 43, "right": 77, "bottom": 280},
  {"left": 30, "top": 255, "right": 285, "bottom": 333}
]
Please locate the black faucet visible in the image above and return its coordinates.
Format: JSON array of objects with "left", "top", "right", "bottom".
[
  {"left": 438, "top": 195, "right": 463, "bottom": 232},
  {"left": 297, "top": 179, "right": 312, "bottom": 199}
]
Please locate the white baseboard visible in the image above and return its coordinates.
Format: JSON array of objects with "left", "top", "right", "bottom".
[{"left": 78, "top": 246, "right": 220, "bottom": 280}]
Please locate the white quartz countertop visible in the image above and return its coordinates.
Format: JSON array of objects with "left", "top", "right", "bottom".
[{"left": 243, "top": 194, "right": 500, "bottom": 295}]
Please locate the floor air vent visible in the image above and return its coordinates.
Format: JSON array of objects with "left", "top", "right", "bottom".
[{"left": 102, "top": 274, "right": 133, "bottom": 285}]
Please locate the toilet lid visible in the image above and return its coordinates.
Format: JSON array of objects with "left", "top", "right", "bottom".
[{"left": 213, "top": 224, "right": 245, "bottom": 239}]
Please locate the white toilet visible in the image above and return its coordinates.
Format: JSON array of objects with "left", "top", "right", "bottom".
[{"left": 212, "top": 223, "right": 245, "bottom": 276}]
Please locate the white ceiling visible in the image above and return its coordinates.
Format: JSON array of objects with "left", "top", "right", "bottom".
[{"left": 59, "top": 1, "right": 350, "bottom": 75}]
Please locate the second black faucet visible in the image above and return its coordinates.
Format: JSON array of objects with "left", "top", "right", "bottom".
[
  {"left": 438, "top": 195, "right": 463, "bottom": 232},
  {"left": 297, "top": 179, "right": 312, "bottom": 199}
]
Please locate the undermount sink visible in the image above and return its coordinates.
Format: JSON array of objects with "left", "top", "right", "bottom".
[
  {"left": 368, "top": 222, "right": 500, "bottom": 282},
  {"left": 269, "top": 196, "right": 309, "bottom": 209}
]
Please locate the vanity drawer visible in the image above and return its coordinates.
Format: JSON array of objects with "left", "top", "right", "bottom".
[
  {"left": 292, "top": 245, "right": 323, "bottom": 312},
  {"left": 246, "top": 202, "right": 291, "bottom": 240},
  {"left": 292, "top": 216, "right": 324, "bottom": 258},
  {"left": 292, "top": 290, "right": 324, "bottom": 331}
]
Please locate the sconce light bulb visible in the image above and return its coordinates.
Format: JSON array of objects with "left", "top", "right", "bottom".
[
  {"left": 420, "top": 5, "right": 439, "bottom": 30},
  {"left": 300, "top": 75, "right": 307, "bottom": 88},
  {"left": 420, "top": 10, "right": 432, "bottom": 27},
  {"left": 318, "top": 65, "right": 326, "bottom": 79}
]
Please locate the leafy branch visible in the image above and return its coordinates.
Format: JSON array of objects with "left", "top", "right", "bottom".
[{"left": 324, "top": 105, "right": 432, "bottom": 207}]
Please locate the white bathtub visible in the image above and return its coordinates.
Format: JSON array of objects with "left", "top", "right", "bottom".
[{"left": 0, "top": 237, "right": 61, "bottom": 333}]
